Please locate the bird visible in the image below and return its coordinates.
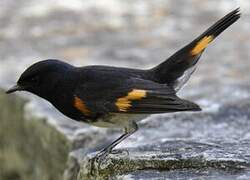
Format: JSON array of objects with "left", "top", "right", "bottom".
[{"left": 6, "top": 8, "right": 240, "bottom": 160}]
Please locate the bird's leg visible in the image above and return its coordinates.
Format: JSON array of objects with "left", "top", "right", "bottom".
[{"left": 95, "top": 121, "right": 138, "bottom": 160}]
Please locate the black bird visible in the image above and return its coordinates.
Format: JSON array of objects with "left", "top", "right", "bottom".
[{"left": 6, "top": 9, "right": 240, "bottom": 159}]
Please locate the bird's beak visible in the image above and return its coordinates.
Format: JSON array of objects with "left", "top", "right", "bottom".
[{"left": 6, "top": 84, "right": 25, "bottom": 94}]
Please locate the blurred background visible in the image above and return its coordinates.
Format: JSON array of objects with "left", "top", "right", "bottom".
[{"left": 1, "top": 0, "right": 250, "bottom": 180}]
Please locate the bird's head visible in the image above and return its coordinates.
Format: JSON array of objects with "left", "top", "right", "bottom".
[{"left": 6, "top": 59, "right": 77, "bottom": 100}]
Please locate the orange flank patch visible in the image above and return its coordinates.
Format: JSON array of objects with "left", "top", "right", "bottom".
[
  {"left": 116, "top": 89, "right": 147, "bottom": 112},
  {"left": 73, "top": 96, "right": 91, "bottom": 116},
  {"left": 191, "top": 35, "right": 214, "bottom": 55}
]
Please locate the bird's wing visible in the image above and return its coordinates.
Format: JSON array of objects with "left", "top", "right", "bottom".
[
  {"left": 74, "top": 72, "right": 200, "bottom": 116},
  {"left": 107, "top": 78, "right": 201, "bottom": 114}
]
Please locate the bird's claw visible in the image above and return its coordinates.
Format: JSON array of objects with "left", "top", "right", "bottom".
[
  {"left": 110, "top": 149, "right": 129, "bottom": 156},
  {"left": 90, "top": 150, "right": 108, "bottom": 175},
  {"left": 90, "top": 149, "right": 129, "bottom": 175},
  {"left": 93, "top": 150, "right": 109, "bottom": 163},
  {"left": 92, "top": 148, "right": 129, "bottom": 166}
]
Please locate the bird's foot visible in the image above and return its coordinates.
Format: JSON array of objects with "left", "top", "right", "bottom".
[
  {"left": 92, "top": 148, "right": 128, "bottom": 166},
  {"left": 90, "top": 149, "right": 129, "bottom": 175},
  {"left": 90, "top": 150, "right": 109, "bottom": 175},
  {"left": 93, "top": 150, "right": 109, "bottom": 164},
  {"left": 110, "top": 149, "right": 129, "bottom": 156}
]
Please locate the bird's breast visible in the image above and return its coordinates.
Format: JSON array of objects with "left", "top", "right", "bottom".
[{"left": 88, "top": 113, "right": 149, "bottom": 128}]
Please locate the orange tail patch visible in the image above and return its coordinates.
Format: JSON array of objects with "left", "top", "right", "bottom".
[{"left": 191, "top": 35, "right": 214, "bottom": 56}]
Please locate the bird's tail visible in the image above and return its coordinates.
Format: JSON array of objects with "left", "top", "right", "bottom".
[{"left": 150, "top": 8, "right": 241, "bottom": 90}]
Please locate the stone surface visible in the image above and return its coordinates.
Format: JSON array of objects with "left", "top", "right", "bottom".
[
  {"left": 75, "top": 99, "right": 250, "bottom": 179},
  {"left": 0, "top": 90, "right": 71, "bottom": 180},
  {"left": 0, "top": 0, "right": 250, "bottom": 180}
]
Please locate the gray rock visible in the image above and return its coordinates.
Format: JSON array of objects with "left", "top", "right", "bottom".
[
  {"left": 0, "top": 90, "right": 71, "bottom": 180},
  {"left": 75, "top": 99, "right": 250, "bottom": 179}
]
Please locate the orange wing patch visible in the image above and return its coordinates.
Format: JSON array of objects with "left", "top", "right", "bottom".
[
  {"left": 191, "top": 35, "right": 214, "bottom": 56},
  {"left": 73, "top": 96, "right": 91, "bottom": 116},
  {"left": 116, "top": 89, "right": 147, "bottom": 112}
]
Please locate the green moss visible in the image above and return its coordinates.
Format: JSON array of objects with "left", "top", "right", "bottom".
[{"left": 0, "top": 90, "right": 72, "bottom": 180}]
